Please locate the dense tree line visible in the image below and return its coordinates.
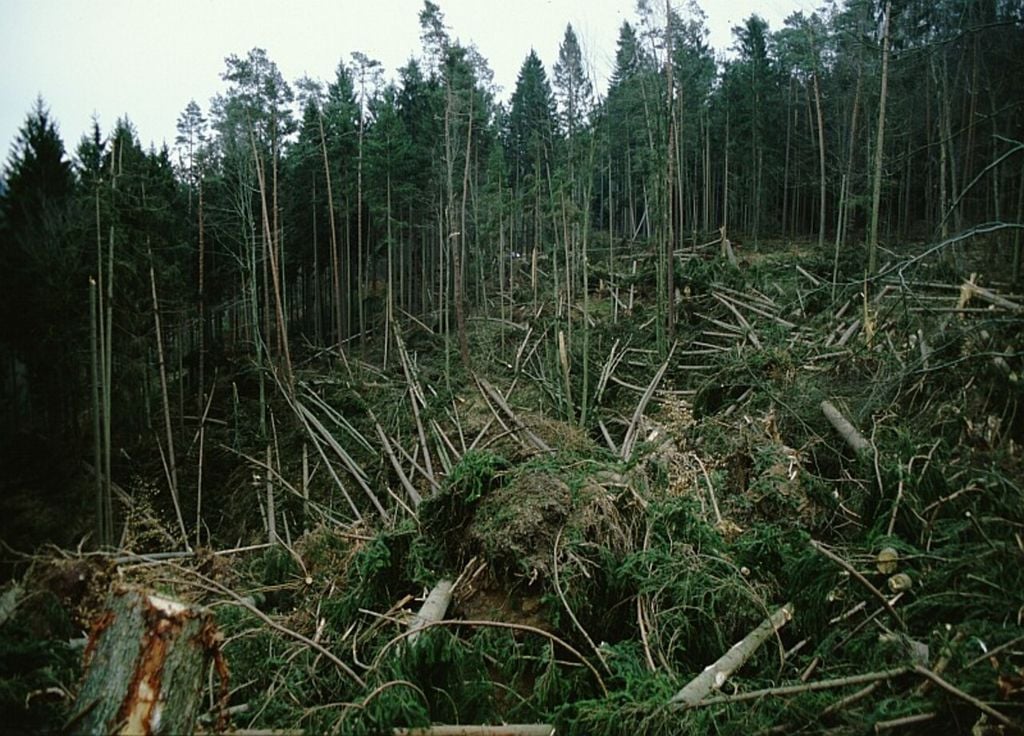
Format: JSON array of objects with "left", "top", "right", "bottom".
[{"left": 2, "top": 0, "right": 1022, "bottom": 492}]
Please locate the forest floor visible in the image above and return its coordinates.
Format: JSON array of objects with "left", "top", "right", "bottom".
[{"left": 2, "top": 236, "right": 1023, "bottom": 735}]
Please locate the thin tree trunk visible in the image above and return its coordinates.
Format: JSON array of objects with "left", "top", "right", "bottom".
[
  {"left": 251, "top": 132, "right": 294, "bottom": 390},
  {"left": 149, "top": 245, "right": 189, "bottom": 547},
  {"left": 821, "top": 399, "right": 870, "bottom": 454},
  {"left": 89, "top": 279, "right": 108, "bottom": 548},
  {"left": 312, "top": 173, "right": 322, "bottom": 343},
  {"left": 664, "top": 0, "right": 676, "bottom": 343},
  {"left": 266, "top": 444, "right": 277, "bottom": 545},
  {"left": 317, "top": 113, "right": 342, "bottom": 348},
  {"left": 197, "top": 176, "right": 206, "bottom": 414},
  {"left": 608, "top": 149, "right": 617, "bottom": 322},
  {"left": 936, "top": 55, "right": 950, "bottom": 243},
  {"left": 344, "top": 197, "right": 353, "bottom": 338},
  {"left": 357, "top": 83, "right": 366, "bottom": 346},
  {"left": 103, "top": 222, "right": 114, "bottom": 550},
  {"left": 94, "top": 180, "right": 113, "bottom": 548},
  {"left": 813, "top": 70, "right": 827, "bottom": 250},
  {"left": 782, "top": 78, "right": 793, "bottom": 238},
  {"left": 670, "top": 603, "right": 793, "bottom": 709},
  {"left": 723, "top": 109, "right": 730, "bottom": 232},
  {"left": 832, "top": 173, "right": 848, "bottom": 297},
  {"left": 702, "top": 109, "right": 711, "bottom": 233},
  {"left": 868, "top": 0, "right": 892, "bottom": 275},
  {"left": 844, "top": 64, "right": 863, "bottom": 243},
  {"left": 384, "top": 172, "right": 394, "bottom": 370},
  {"left": 454, "top": 95, "right": 473, "bottom": 374},
  {"left": 272, "top": 119, "right": 283, "bottom": 356},
  {"left": 960, "top": 37, "right": 980, "bottom": 229},
  {"left": 301, "top": 443, "right": 309, "bottom": 531},
  {"left": 1014, "top": 161, "right": 1023, "bottom": 283}
]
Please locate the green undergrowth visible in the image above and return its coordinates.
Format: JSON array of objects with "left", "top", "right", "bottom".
[
  {"left": 163, "top": 246, "right": 1024, "bottom": 732},
  {"left": 0, "top": 590, "right": 80, "bottom": 733},
  {"left": 8, "top": 240, "right": 1023, "bottom": 734}
]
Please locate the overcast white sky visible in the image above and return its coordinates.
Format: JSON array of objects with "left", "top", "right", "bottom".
[{"left": 1, "top": 0, "right": 813, "bottom": 165}]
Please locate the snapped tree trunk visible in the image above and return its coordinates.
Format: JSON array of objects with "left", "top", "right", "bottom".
[
  {"left": 670, "top": 602, "right": 793, "bottom": 709},
  {"left": 821, "top": 399, "right": 871, "bottom": 454},
  {"left": 408, "top": 578, "right": 454, "bottom": 645},
  {"left": 68, "top": 587, "right": 223, "bottom": 736}
]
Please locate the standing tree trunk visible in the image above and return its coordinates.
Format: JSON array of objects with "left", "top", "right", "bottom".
[
  {"left": 723, "top": 108, "right": 730, "bottom": 233},
  {"left": 89, "top": 278, "right": 109, "bottom": 548},
  {"left": 149, "top": 247, "right": 189, "bottom": 548},
  {"left": 843, "top": 63, "right": 863, "bottom": 243},
  {"left": 782, "top": 78, "right": 793, "bottom": 238},
  {"left": 868, "top": 0, "right": 892, "bottom": 275},
  {"left": 833, "top": 63, "right": 863, "bottom": 296},
  {"left": 318, "top": 112, "right": 343, "bottom": 346},
  {"left": 664, "top": 0, "right": 677, "bottom": 343},
  {"left": 1014, "top": 161, "right": 1023, "bottom": 283},
  {"left": 197, "top": 176, "right": 206, "bottom": 414},
  {"left": 251, "top": 133, "right": 294, "bottom": 390},
  {"left": 356, "top": 67, "right": 369, "bottom": 347},
  {"left": 454, "top": 93, "right": 473, "bottom": 374},
  {"left": 311, "top": 173, "right": 322, "bottom": 342},
  {"left": 103, "top": 222, "right": 114, "bottom": 555},
  {"left": 384, "top": 171, "right": 394, "bottom": 370},
  {"left": 812, "top": 69, "right": 827, "bottom": 250}
]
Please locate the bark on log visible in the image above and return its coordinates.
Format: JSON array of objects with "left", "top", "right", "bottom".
[
  {"left": 408, "top": 579, "right": 454, "bottom": 645},
  {"left": 962, "top": 282, "right": 1023, "bottom": 313},
  {"left": 68, "top": 586, "right": 222, "bottom": 735},
  {"left": 669, "top": 602, "right": 793, "bottom": 709},
  {"left": 393, "top": 727, "right": 555, "bottom": 736},
  {"left": 820, "top": 400, "right": 871, "bottom": 454}
]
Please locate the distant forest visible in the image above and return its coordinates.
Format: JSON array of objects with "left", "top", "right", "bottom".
[{"left": 1, "top": 0, "right": 1022, "bottom": 535}]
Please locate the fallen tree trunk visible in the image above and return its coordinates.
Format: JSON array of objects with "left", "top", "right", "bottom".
[
  {"left": 669, "top": 602, "right": 793, "bottom": 709},
  {"left": 477, "top": 378, "right": 552, "bottom": 453},
  {"left": 68, "top": 586, "right": 222, "bottom": 735},
  {"left": 393, "top": 726, "right": 555, "bottom": 736},
  {"left": 408, "top": 579, "right": 454, "bottom": 645},
  {"left": 820, "top": 400, "right": 871, "bottom": 454},
  {"left": 962, "top": 281, "right": 1023, "bottom": 313}
]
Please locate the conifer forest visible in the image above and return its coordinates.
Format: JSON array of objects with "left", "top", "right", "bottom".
[{"left": 2, "top": 1, "right": 1024, "bottom": 733}]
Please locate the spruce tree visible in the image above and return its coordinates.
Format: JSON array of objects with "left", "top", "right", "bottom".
[{"left": 0, "top": 98, "right": 79, "bottom": 431}]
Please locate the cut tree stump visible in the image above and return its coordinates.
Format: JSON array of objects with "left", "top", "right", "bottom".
[{"left": 68, "top": 586, "right": 223, "bottom": 735}]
